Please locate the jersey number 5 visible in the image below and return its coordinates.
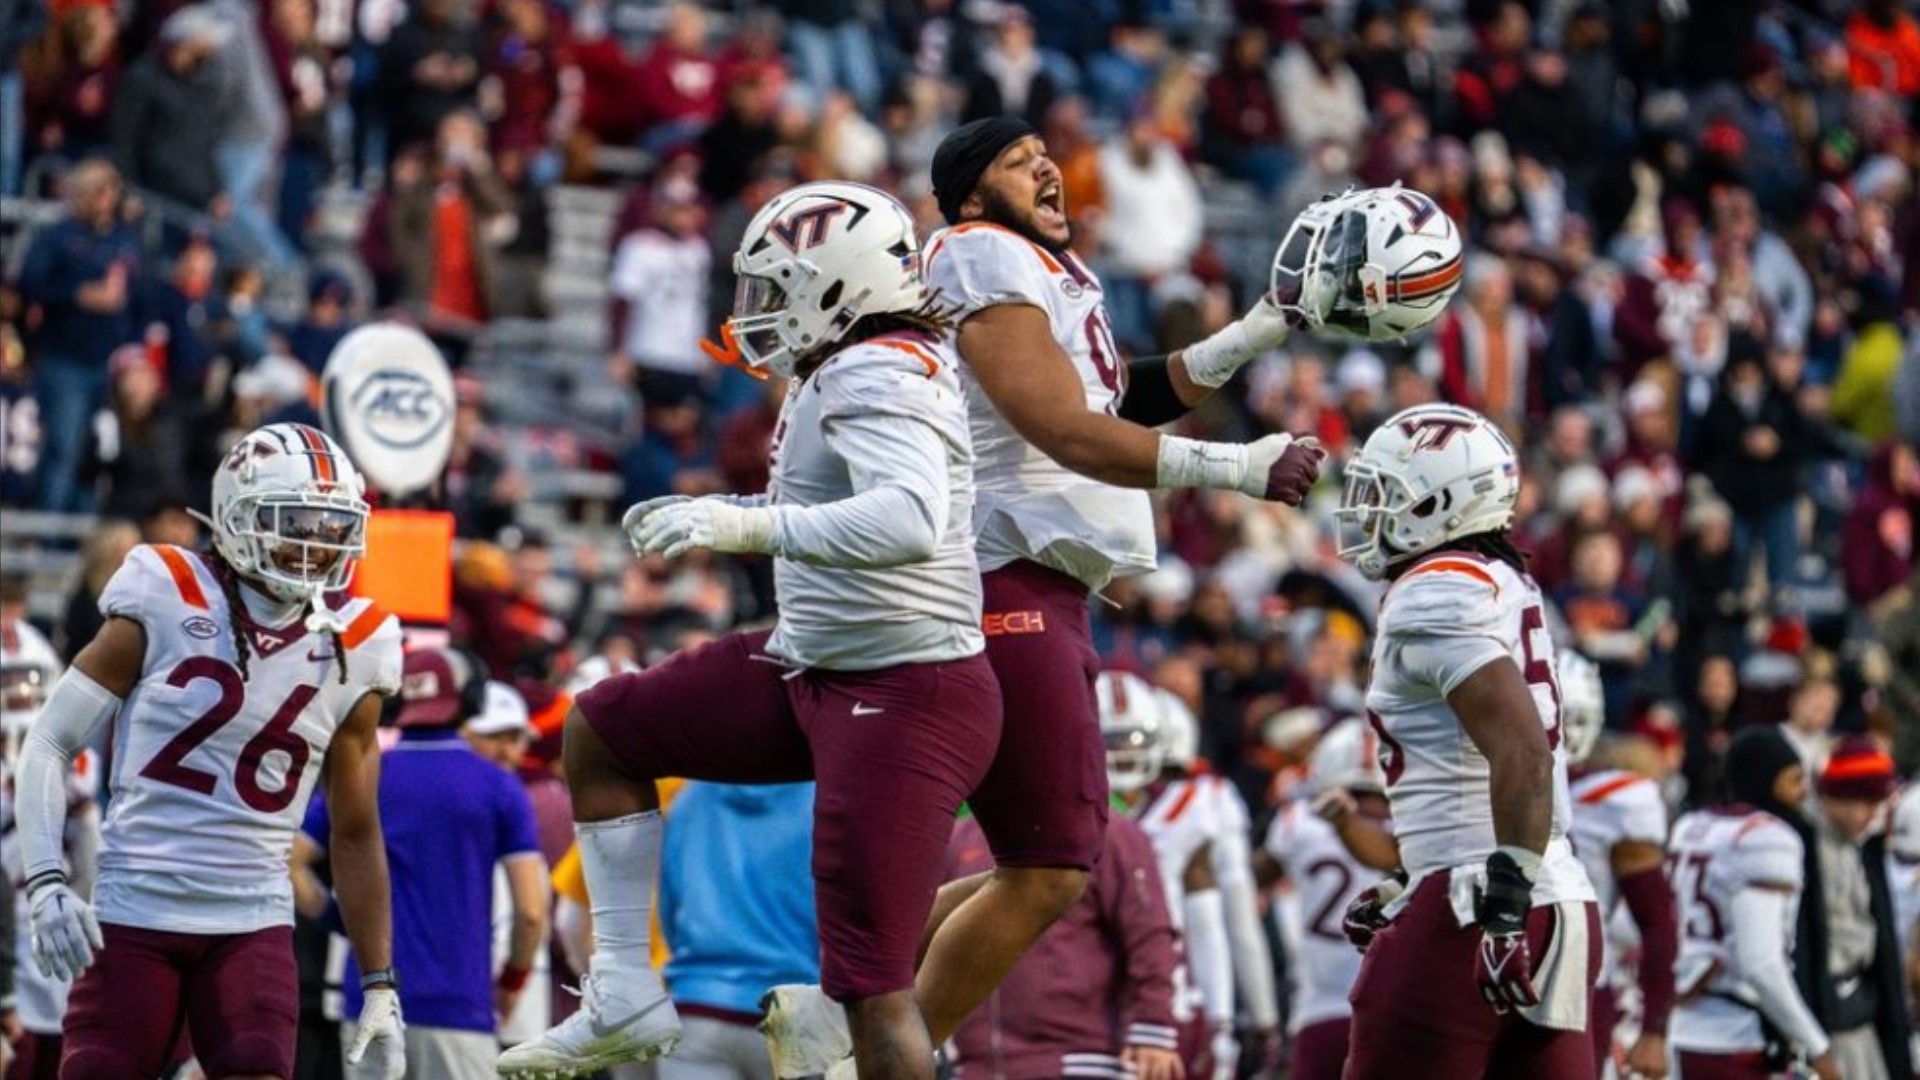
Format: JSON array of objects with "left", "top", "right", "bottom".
[
  {"left": 1520, "top": 604, "right": 1562, "bottom": 750},
  {"left": 141, "top": 657, "right": 317, "bottom": 814}
]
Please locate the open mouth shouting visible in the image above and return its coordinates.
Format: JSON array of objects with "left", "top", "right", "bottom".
[{"left": 1036, "top": 179, "right": 1066, "bottom": 231}]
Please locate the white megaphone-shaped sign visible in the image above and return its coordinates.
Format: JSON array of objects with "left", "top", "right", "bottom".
[{"left": 321, "top": 322, "right": 455, "bottom": 498}]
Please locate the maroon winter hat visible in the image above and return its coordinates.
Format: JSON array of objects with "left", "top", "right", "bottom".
[{"left": 1819, "top": 736, "right": 1898, "bottom": 803}]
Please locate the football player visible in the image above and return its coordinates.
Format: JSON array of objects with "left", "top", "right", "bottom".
[
  {"left": 1151, "top": 687, "right": 1282, "bottom": 1079},
  {"left": 1334, "top": 403, "right": 1600, "bottom": 1079},
  {"left": 1, "top": 592, "right": 101, "bottom": 1077},
  {"left": 14, "top": 422, "right": 407, "bottom": 1080},
  {"left": 761, "top": 116, "right": 1328, "bottom": 1080},
  {"left": 1668, "top": 727, "right": 1838, "bottom": 1079},
  {"left": 1259, "top": 718, "right": 1395, "bottom": 1080},
  {"left": 1561, "top": 651, "right": 1677, "bottom": 1079},
  {"left": 1098, "top": 672, "right": 1233, "bottom": 1080},
  {"left": 497, "top": 182, "right": 1002, "bottom": 1080}
]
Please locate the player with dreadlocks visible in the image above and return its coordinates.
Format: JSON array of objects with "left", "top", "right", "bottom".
[{"left": 14, "top": 421, "right": 410, "bottom": 1080}]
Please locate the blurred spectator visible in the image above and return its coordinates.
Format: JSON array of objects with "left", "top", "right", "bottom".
[
  {"left": 1803, "top": 737, "right": 1912, "bottom": 1079},
  {"left": 56, "top": 517, "right": 137, "bottom": 660},
  {"left": 609, "top": 174, "right": 709, "bottom": 406},
  {"left": 271, "top": 0, "right": 337, "bottom": 252},
  {"left": 716, "top": 375, "right": 784, "bottom": 497},
  {"left": 1879, "top": 570, "right": 1920, "bottom": 774},
  {"left": 1556, "top": 530, "right": 1657, "bottom": 729},
  {"left": 1515, "top": 245, "right": 1600, "bottom": 410},
  {"left": 109, "top": 9, "right": 226, "bottom": 217},
  {"left": 392, "top": 110, "right": 513, "bottom": 332},
  {"left": 779, "top": 0, "right": 880, "bottom": 114},
  {"left": 380, "top": 0, "right": 483, "bottom": 161},
  {"left": 357, "top": 143, "right": 428, "bottom": 308},
  {"left": 0, "top": 0, "right": 48, "bottom": 198},
  {"left": 698, "top": 69, "right": 783, "bottom": 206},
  {"left": 1843, "top": 443, "right": 1919, "bottom": 611},
  {"left": 1434, "top": 253, "right": 1532, "bottom": 432},
  {"left": 1202, "top": 26, "right": 1288, "bottom": 196},
  {"left": 0, "top": 323, "right": 43, "bottom": 507},
  {"left": 1453, "top": 1, "right": 1530, "bottom": 134},
  {"left": 82, "top": 345, "right": 189, "bottom": 521},
  {"left": 1274, "top": 19, "right": 1368, "bottom": 158},
  {"left": 1694, "top": 348, "right": 1808, "bottom": 599},
  {"left": 1615, "top": 200, "right": 1715, "bottom": 383},
  {"left": 1496, "top": 46, "right": 1593, "bottom": 175},
  {"left": 1712, "top": 185, "right": 1812, "bottom": 351},
  {"left": 1782, "top": 674, "right": 1840, "bottom": 771},
  {"left": 483, "top": 0, "right": 570, "bottom": 159},
  {"left": 1086, "top": 22, "right": 1164, "bottom": 122},
  {"left": 618, "top": 380, "right": 721, "bottom": 506},
  {"left": 633, "top": 3, "right": 721, "bottom": 155},
  {"left": 1832, "top": 278, "right": 1906, "bottom": 442},
  {"left": 1844, "top": 0, "right": 1920, "bottom": 97},
  {"left": 1690, "top": 47, "right": 1803, "bottom": 219},
  {"left": 19, "top": 2, "right": 114, "bottom": 178},
  {"left": 283, "top": 269, "right": 354, "bottom": 376},
  {"left": 203, "top": 0, "right": 302, "bottom": 270},
  {"left": 444, "top": 374, "right": 526, "bottom": 541},
  {"left": 489, "top": 145, "right": 553, "bottom": 319},
  {"left": 19, "top": 158, "right": 150, "bottom": 513},
  {"left": 657, "top": 781, "right": 819, "bottom": 1080},
  {"left": 811, "top": 89, "right": 887, "bottom": 183},
  {"left": 147, "top": 233, "right": 229, "bottom": 401},
  {"left": 962, "top": 6, "right": 1060, "bottom": 127},
  {"left": 1098, "top": 111, "right": 1202, "bottom": 354}
]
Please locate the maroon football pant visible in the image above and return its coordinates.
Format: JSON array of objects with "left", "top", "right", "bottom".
[
  {"left": 1343, "top": 876, "right": 1601, "bottom": 1080},
  {"left": 579, "top": 629, "right": 1002, "bottom": 1001},
  {"left": 61, "top": 923, "right": 296, "bottom": 1080},
  {"left": 1675, "top": 1051, "right": 1774, "bottom": 1078},
  {"left": 966, "top": 560, "right": 1108, "bottom": 871},
  {"left": 1289, "top": 1017, "right": 1351, "bottom": 1080}
]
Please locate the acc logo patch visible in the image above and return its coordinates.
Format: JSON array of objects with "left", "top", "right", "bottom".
[
  {"left": 349, "top": 368, "right": 450, "bottom": 450},
  {"left": 182, "top": 616, "right": 221, "bottom": 640}
]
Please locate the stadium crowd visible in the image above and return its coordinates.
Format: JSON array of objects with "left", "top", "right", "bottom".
[{"left": 2, "top": 0, "right": 1920, "bottom": 1074}]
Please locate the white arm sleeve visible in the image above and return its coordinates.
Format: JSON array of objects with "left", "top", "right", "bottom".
[
  {"left": 1184, "top": 887, "right": 1235, "bottom": 1025},
  {"left": 770, "top": 410, "right": 950, "bottom": 569},
  {"left": 18, "top": 668, "right": 121, "bottom": 886},
  {"left": 1730, "top": 887, "right": 1829, "bottom": 1059},
  {"left": 1211, "top": 800, "right": 1280, "bottom": 1027}
]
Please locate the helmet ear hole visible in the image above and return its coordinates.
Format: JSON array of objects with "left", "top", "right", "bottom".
[
  {"left": 1411, "top": 495, "right": 1438, "bottom": 518},
  {"left": 819, "top": 280, "right": 844, "bottom": 311}
]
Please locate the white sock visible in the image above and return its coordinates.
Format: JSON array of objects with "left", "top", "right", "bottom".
[{"left": 577, "top": 810, "right": 662, "bottom": 984}]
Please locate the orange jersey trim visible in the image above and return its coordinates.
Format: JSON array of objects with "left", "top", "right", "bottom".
[
  {"left": 1399, "top": 557, "right": 1501, "bottom": 596},
  {"left": 927, "top": 221, "right": 1067, "bottom": 276},
  {"left": 340, "top": 604, "right": 391, "bottom": 650},
  {"left": 873, "top": 338, "right": 941, "bottom": 378},
  {"left": 1577, "top": 774, "right": 1648, "bottom": 806},
  {"left": 1162, "top": 784, "right": 1200, "bottom": 823},
  {"left": 151, "top": 545, "right": 210, "bottom": 610}
]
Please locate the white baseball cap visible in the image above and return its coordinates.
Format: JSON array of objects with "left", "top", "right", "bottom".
[{"left": 466, "top": 681, "right": 531, "bottom": 738}]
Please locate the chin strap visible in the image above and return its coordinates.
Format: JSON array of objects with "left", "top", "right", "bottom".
[{"left": 305, "top": 587, "right": 350, "bottom": 636}]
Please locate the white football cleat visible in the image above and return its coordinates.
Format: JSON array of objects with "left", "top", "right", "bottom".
[
  {"left": 759, "top": 984, "right": 852, "bottom": 1079},
  {"left": 498, "top": 964, "right": 681, "bottom": 1078}
]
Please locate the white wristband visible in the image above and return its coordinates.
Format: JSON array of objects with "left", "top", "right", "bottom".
[
  {"left": 1181, "top": 301, "right": 1292, "bottom": 388},
  {"left": 1156, "top": 436, "right": 1250, "bottom": 491}
]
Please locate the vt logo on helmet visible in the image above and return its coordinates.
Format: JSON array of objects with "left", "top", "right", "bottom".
[{"left": 716, "top": 181, "right": 930, "bottom": 379}]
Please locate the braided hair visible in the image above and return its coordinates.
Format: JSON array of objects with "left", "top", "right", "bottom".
[{"left": 218, "top": 561, "right": 350, "bottom": 685}]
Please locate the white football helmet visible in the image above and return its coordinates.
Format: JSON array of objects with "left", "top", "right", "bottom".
[
  {"left": 724, "top": 180, "right": 928, "bottom": 379},
  {"left": 1155, "top": 688, "right": 1201, "bottom": 772},
  {"left": 1, "top": 616, "right": 60, "bottom": 752},
  {"left": 1308, "top": 717, "right": 1384, "bottom": 796},
  {"left": 1274, "top": 183, "right": 1463, "bottom": 342},
  {"left": 1559, "top": 650, "right": 1605, "bottom": 765},
  {"left": 1098, "top": 671, "right": 1165, "bottom": 794},
  {"left": 201, "top": 422, "right": 370, "bottom": 605},
  {"left": 1335, "top": 403, "right": 1520, "bottom": 580}
]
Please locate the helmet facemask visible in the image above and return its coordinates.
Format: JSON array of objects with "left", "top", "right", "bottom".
[
  {"left": 1334, "top": 458, "right": 1410, "bottom": 581},
  {"left": 223, "top": 491, "right": 368, "bottom": 604},
  {"left": 1104, "top": 723, "right": 1164, "bottom": 794},
  {"left": 1274, "top": 197, "right": 1375, "bottom": 339}
]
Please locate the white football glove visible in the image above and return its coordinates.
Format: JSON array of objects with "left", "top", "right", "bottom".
[
  {"left": 345, "top": 987, "right": 406, "bottom": 1079},
  {"left": 632, "top": 499, "right": 776, "bottom": 559},
  {"left": 1208, "top": 1024, "right": 1239, "bottom": 1080},
  {"left": 28, "top": 881, "right": 103, "bottom": 982},
  {"left": 1182, "top": 295, "right": 1297, "bottom": 389}
]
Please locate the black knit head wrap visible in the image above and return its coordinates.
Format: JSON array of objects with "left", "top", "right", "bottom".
[
  {"left": 932, "top": 117, "right": 1039, "bottom": 225},
  {"left": 1726, "top": 724, "right": 1806, "bottom": 823}
]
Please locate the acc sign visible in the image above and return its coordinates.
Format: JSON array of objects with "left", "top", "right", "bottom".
[{"left": 321, "top": 323, "right": 455, "bottom": 497}]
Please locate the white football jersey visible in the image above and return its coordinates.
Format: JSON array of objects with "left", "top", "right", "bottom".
[
  {"left": 1569, "top": 768, "right": 1668, "bottom": 983},
  {"left": 1364, "top": 552, "right": 1592, "bottom": 915},
  {"left": 1668, "top": 808, "right": 1804, "bottom": 1053},
  {"left": 94, "top": 544, "right": 402, "bottom": 934},
  {"left": 1132, "top": 776, "right": 1226, "bottom": 935},
  {"left": 923, "top": 223, "right": 1156, "bottom": 591},
  {"left": 1265, "top": 800, "right": 1371, "bottom": 1031},
  {"left": 763, "top": 333, "right": 984, "bottom": 671}
]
